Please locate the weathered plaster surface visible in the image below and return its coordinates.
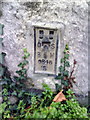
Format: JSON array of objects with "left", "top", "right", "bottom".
[{"left": 0, "top": 0, "right": 88, "bottom": 95}]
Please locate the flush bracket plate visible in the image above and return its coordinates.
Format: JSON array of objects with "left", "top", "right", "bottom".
[{"left": 34, "top": 26, "right": 59, "bottom": 75}]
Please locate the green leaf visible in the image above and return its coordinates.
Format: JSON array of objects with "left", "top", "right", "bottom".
[
  {"left": 65, "top": 61, "right": 70, "bottom": 67},
  {"left": 55, "top": 76, "right": 62, "bottom": 80},
  {"left": 64, "top": 49, "right": 67, "bottom": 53},
  {"left": 63, "top": 71, "right": 69, "bottom": 76},
  {"left": 66, "top": 89, "right": 74, "bottom": 95},
  {"left": 6, "top": 113, "right": 11, "bottom": 118},
  {"left": 23, "top": 48, "right": 27, "bottom": 52},
  {"left": 0, "top": 102, "right": 7, "bottom": 114},
  {"left": 64, "top": 81, "right": 69, "bottom": 87},
  {"left": 3, "top": 88, "right": 8, "bottom": 95},
  {"left": 61, "top": 58, "right": 65, "bottom": 63},
  {"left": 55, "top": 83, "right": 62, "bottom": 92},
  {"left": 10, "top": 82, "right": 16, "bottom": 88},
  {"left": 64, "top": 54, "right": 69, "bottom": 59},
  {"left": 61, "top": 80, "right": 68, "bottom": 87},
  {"left": 65, "top": 44, "right": 69, "bottom": 50},
  {"left": 17, "top": 100, "right": 24, "bottom": 109},
  {"left": 18, "top": 92, "right": 23, "bottom": 98},
  {"left": 18, "top": 63, "right": 23, "bottom": 68},
  {"left": 23, "top": 60, "right": 29, "bottom": 65},
  {"left": 21, "top": 68, "right": 27, "bottom": 74},
  {"left": 16, "top": 69, "right": 27, "bottom": 77},
  {"left": 23, "top": 53, "right": 30, "bottom": 59},
  {"left": 12, "top": 91, "right": 17, "bottom": 96},
  {"left": 16, "top": 70, "right": 22, "bottom": 76},
  {"left": 59, "top": 66, "right": 64, "bottom": 72},
  {"left": 61, "top": 79, "right": 65, "bottom": 84},
  {"left": 18, "top": 60, "right": 29, "bottom": 68}
]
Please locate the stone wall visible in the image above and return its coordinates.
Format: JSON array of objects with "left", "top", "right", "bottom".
[{"left": 0, "top": 0, "right": 88, "bottom": 95}]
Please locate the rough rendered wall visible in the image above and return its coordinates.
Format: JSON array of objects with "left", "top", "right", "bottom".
[{"left": 0, "top": 0, "right": 88, "bottom": 95}]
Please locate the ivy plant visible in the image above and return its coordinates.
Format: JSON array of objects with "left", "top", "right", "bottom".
[
  {"left": 55, "top": 44, "right": 77, "bottom": 92},
  {"left": 0, "top": 48, "right": 34, "bottom": 119},
  {"left": 15, "top": 48, "right": 30, "bottom": 84},
  {"left": 14, "top": 89, "right": 88, "bottom": 119}
]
